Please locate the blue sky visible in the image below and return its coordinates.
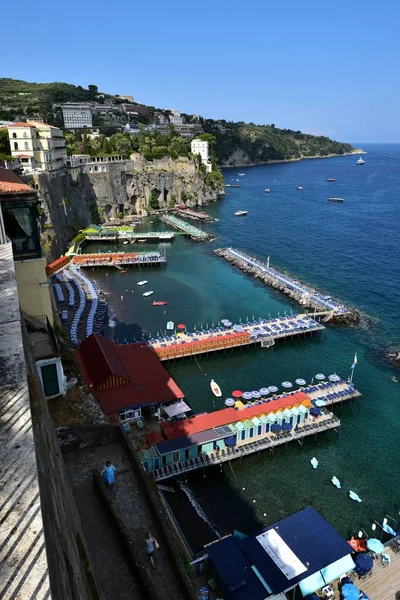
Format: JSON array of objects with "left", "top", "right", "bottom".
[{"left": 1, "top": 0, "right": 399, "bottom": 142}]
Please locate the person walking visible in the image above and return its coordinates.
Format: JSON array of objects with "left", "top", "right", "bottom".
[
  {"left": 145, "top": 532, "right": 158, "bottom": 569},
  {"left": 101, "top": 461, "right": 116, "bottom": 491}
]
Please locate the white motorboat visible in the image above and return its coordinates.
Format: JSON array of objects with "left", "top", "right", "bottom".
[
  {"left": 264, "top": 188, "right": 270, "bottom": 193},
  {"left": 210, "top": 379, "right": 222, "bottom": 397},
  {"left": 234, "top": 210, "right": 248, "bottom": 217},
  {"left": 297, "top": 186, "right": 304, "bottom": 191},
  {"left": 349, "top": 490, "right": 362, "bottom": 502},
  {"left": 166, "top": 321, "right": 174, "bottom": 330},
  {"left": 311, "top": 457, "right": 319, "bottom": 469},
  {"left": 143, "top": 290, "right": 154, "bottom": 297},
  {"left": 331, "top": 476, "right": 341, "bottom": 489},
  {"left": 238, "top": 173, "right": 245, "bottom": 176},
  {"left": 137, "top": 280, "right": 148, "bottom": 286},
  {"left": 356, "top": 157, "right": 365, "bottom": 165}
]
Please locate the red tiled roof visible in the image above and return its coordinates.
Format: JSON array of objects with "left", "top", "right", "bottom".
[
  {"left": 7, "top": 122, "right": 33, "bottom": 127},
  {"left": 76, "top": 335, "right": 184, "bottom": 414},
  {"left": 164, "top": 391, "right": 311, "bottom": 439},
  {"left": 0, "top": 168, "right": 36, "bottom": 197},
  {"left": 146, "top": 431, "right": 164, "bottom": 445},
  {"left": 78, "top": 334, "right": 130, "bottom": 389}
]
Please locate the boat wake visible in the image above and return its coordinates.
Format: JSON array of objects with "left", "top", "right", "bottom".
[{"left": 179, "top": 482, "right": 221, "bottom": 538}]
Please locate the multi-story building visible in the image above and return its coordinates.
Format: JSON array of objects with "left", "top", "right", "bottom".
[
  {"left": 61, "top": 103, "right": 93, "bottom": 129},
  {"left": 7, "top": 121, "right": 67, "bottom": 172},
  {"left": 168, "top": 110, "right": 184, "bottom": 126},
  {"left": 116, "top": 95, "right": 134, "bottom": 103},
  {"left": 191, "top": 138, "right": 212, "bottom": 172}
]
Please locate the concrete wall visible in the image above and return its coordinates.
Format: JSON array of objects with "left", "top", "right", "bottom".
[{"left": 14, "top": 256, "right": 54, "bottom": 324}]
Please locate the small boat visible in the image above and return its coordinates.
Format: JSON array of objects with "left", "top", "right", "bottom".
[
  {"left": 137, "top": 280, "right": 148, "bottom": 286},
  {"left": 152, "top": 300, "right": 168, "bottom": 306},
  {"left": 119, "top": 269, "right": 128, "bottom": 274},
  {"left": 166, "top": 321, "right": 174, "bottom": 330},
  {"left": 238, "top": 173, "right": 245, "bottom": 176},
  {"left": 123, "top": 240, "right": 129, "bottom": 245},
  {"left": 349, "top": 490, "right": 362, "bottom": 502},
  {"left": 138, "top": 239, "right": 147, "bottom": 243},
  {"left": 264, "top": 188, "right": 270, "bottom": 193},
  {"left": 329, "top": 197, "right": 344, "bottom": 203},
  {"left": 210, "top": 379, "right": 222, "bottom": 397},
  {"left": 331, "top": 476, "right": 341, "bottom": 489},
  {"left": 327, "top": 178, "right": 336, "bottom": 182},
  {"left": 297, "top": 186, "right": 304, "bottom": 191},
  {"left": 391, "top": 376, "right": 398, "bottom": 383},
  {"left": 234, "top": 210, "right": 248, "bottom": 217},
  {"left": 311, "top": 457, "right": 318, "bottom": 469},
  {"left": 356, "top": 157, "right": 365, "bottom": 165},
  {"left": 143, "top": 291, "right": 154, "bottom": 297},
  {"left": 225, "top": 184, "right": 241, "bottom": 188}
]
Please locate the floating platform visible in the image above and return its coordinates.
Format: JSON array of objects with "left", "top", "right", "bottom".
[
  {"left": 160, "top": 214, "right": 214, "bottom": 242},
  {"left": 72, "top": 251, "right": 166, "bottom": 268},
  {"left": 214, "top": 248, "right": 360, "bottom": 323},
  {"left": 148, "top": 314, "right": 324, "bottom": 361},
  {"left": 174, "top": 208, "right": 216, "bottom": 222},
  {"left": 84, "top": 231, "right": 175, "bottom": 242}
]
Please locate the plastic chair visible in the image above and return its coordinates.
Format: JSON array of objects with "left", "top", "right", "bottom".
[{"left": 381, "top": 553, "right": 391, "bottom": 566}]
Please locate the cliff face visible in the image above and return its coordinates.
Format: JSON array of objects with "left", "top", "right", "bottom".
[{"left": 35, "top": 155, "right": 223, "bottom": 260}]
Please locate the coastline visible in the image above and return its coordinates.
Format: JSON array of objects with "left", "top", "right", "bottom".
[{"left": 222, "top": 148, "right": 366, "bottom": 169}]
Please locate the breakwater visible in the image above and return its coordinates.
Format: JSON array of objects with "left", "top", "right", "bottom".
[
  {"left": 160, "top": 214, "right": 214, "bottom": 241},
  {"left": 214, "top": 248, "right": 360, "bottom": 324}
]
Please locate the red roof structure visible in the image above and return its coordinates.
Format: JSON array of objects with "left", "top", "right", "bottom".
[
  {"left": 76, "top": 334, "right": 184, "bottom": 415},
  {"left": 0, "top": 168, "right": 36, "bottom": 198},
  {"left": 163, "top": 391, "right": 311, "bottom": 439}
]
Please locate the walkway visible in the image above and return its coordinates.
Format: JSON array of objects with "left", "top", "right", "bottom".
[
  {"left": 64, "top": 441, "right": 187, "bottom": 600},
  {"left": 357, "top": 544, "right": 400, "bottom": 599}
]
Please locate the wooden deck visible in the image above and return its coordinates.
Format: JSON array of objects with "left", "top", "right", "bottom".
[{"left": 356, "top": 543, "right": 400, "bottom": 599}]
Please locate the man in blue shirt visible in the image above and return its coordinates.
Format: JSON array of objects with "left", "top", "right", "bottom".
[{"left": 101, "top": 461, "right": 116, "bottom": 491}]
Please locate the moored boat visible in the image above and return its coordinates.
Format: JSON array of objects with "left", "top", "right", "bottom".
[
  {"left": 356, "top": 157, "right": 365, "bottom": 165},
  {"left": 331, "top": 476, "right": 341, "bottom": 489},
  {"left": 234, "top": 210, "right": 248, "bottom": 216},
  {"left": 225, "top": 184, "right": 241, "bottom": 188},
  {"left": 311, "top": 457, "right": 318, "bottom": 469},
  {"left": 264, "top": 188, "right": 270, "bottom": 193},
  {"left": 329, "top": 197, "right": 344, "bottom": 203},
  {"left": 349, "top": 490, "right": 362, "bottom": 502},
  {"left": 327, "top": 178, "right": 336, "bottom": 182},
  {"left": 137, "top": 280, "right": 148, "bottom": 286},
  {"left": 166, "top": 320, "right": 174, "bottom": 330},
  {"left": 210, "top": 379, "right": 222, "bottom": 397},
  {"left": 152, "top": 300, "right": 168, "bottom": 306},
  {"left": 143, "top": 290, "right": 154, "bottom": 297},
  {"left": 297, "top": 186, "right": 304, "bottom": 190}
]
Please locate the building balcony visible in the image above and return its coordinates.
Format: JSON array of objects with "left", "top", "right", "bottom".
[
  {"left": 25, "top": 314, "right": 59, "bottom": 360},
  {"left": 11, "top": 237, "right": 42, "bottom": 260}
]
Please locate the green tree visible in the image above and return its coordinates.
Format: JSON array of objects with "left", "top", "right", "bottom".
[{"left": 0, "top": 129, "right": 11, "bottom": 157}]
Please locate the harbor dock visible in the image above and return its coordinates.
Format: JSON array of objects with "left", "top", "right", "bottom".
[
  {"left": 84, "top": 231, "right": 175, "bottom": 242},
  {"left": 160, "top": 214, "right": 214, "bottom": 241},
  {"left": 174, "top": 207, "right": 216, "bottom": 222},
  {"left": 72, "top": 250, "right": 166, "bottom": 268},
  {"left": 214, "top": 247, "right": 360, "bottom": 323},
  {"left": 148, "top": 314, "right": 324, "bottom": 361}
]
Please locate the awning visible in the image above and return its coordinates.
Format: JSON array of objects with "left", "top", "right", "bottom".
[
  {"left": 321, "top": 554, "right": 355, "bottom": 584},
  {"left": 163, "top": 400, "right": 191, "bottom": 418},
  {"left": 298, "top": 570, "right": 326, "bottom": 595}
]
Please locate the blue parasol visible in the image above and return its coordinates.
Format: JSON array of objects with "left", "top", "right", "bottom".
[
  {"left": 367, "top": 538, "right": 385, "bottom": 554},
  {"left": 242, "top": 392, "right": 253, "bottom": 400},
  {"left": 341, "top": 583, "right": 360, "bottom": 599},
  {"left": 310, "top": 407, "right": 321, "bottom": 416},
  {"left": 259, "top": 387, "right": 269, "bottom": 395},
  {"left": 355, "top": 553, "right": 373, "bottom": 571},
  {"left": 281, "top": 422, "right": 292, "bottom": 431},
  {"left": 270, "top": 423, "right": 282, "bottom": 433}
]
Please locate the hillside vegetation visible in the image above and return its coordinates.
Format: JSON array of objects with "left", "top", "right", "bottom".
[{"left": 202, "top": 120, "right": 354, "bottom": 166}]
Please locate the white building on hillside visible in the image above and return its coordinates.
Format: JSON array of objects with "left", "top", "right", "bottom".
[
  {"left": 7, "top": 121, "right": 67, "bottom": 172},
  {"left": 191, "top": 139, "right": 212, "bottom": 172},
  {"left": 61, "top": 103, "right": 93, "bottom": 129}
]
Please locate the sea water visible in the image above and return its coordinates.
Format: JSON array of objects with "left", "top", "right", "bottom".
[{"left": 86, "top": 144, "right": 400, "bottom": 550}]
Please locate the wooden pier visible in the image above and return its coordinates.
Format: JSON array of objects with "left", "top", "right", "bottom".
[
  {"left": 72, "top": 251, "right": 166, "bottom": 268},
  {"left": 149, "top": 314, "right": 324, "bottom": 361},
  {"left": 160, "top": 214, "right": 214, "bottom": 241},
  {"left": 214, "top": 247, "right": 360, "bottom": 324},
  {"left": 152, "top": 414, "right": 341, "bottom": 481},
  {"left": 84, "top": 231, "right": 175, "bottom": 242}
]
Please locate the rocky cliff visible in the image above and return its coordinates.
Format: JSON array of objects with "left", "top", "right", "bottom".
[{"left": 35, "top": 154, "right": 223, "bottom": 261}]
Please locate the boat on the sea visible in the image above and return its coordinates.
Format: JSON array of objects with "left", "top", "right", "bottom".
[
  {"left": 137, "top": 280, "right": 148, "bottom": 286},
  {"left": 297, "top": 186, "right": 304, "bottom": 191},
  {"left": 119, "top": 269, "right": 128, "bottom": 274},
  {"left": 264, "top": 188, "right": 270, "bottom": 193},
  {"left": 225, "top": 184, "right": 241, "bottom": 188},
  {"left": 123, "top": 240, "right": 129, "bottom": 244},
  {"left": 234, "top": 210, "right": 248, "bottom": 217},
  {"left": 210, "top": 379, "right": 222, "bottom": 397},
  {"left": 356, "top": 157, "right": 365, "bottom": 165},
  {"left": 391, "top": 376, "right": 398, "bottom": 383},
  {"left": 311, "top": 457, "right": 319, "bottom": 469},
  {"left": 238, "top": 173, "right": 245, "bottom": 176},
  {"left": 152, "top": 300, "right": 168, "bottom": 306},
  {"left": 143, "top": 290, "right": 154, "bottom": 297},
  {"left": 166, "top": 321, "right": 174, "bottom": 330},
  {"left": 327, "top": 178, "right": 336, "bottom": 182},
  {"left": 331, "top": 476, "right": 341, "bottom": 489},
  {"left": 349, "top": 490, "right": 362, "bottom": 502},
  {"left": 329, "top": 197, "right": 344, "bottom": 203}
]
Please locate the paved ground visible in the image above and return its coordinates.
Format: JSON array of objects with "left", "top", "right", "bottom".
[
  {"left": 64, "top": 442, "right": 143, "bottom": 600},
  {"left": 64, "top": 440, "right": 187, "bottom": 600}
]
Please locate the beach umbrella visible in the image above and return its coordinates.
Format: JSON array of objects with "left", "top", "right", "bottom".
[
  {"left": 315, "top": 373, "right": 326, "bottom": 380},
  {"left": 310, "top": 407, "right": 321, "bottom": 416},
  {"left": 242, "top": 392, "right": 253, "bottom": 401},
  {"left": 268, "top": 386, "right": 279, "bottom": 394},
  {"left": 341, "top": 583, "right": 360, "bottom": 599},
  {"left": 232, "top": 390, "right": 243, "bottom": 398},
  {"left": 281, "top": 422, "right": 292, "bottom": 431},
  {"left": 177, "top": 323, "right": 186, "bottom": 330},
  {"left": 225, "top": 398, "right": 235, "bottom": 407},
  {"left": 282, "top": 381, "right": 293, "bottom": 388},
  {"left": 329, "top": 373, "right": 341, "bottom": 382},
  {"left": 315, "top": 399, "right": 326, "bottom": 407},
  {"left": 295, "top": 378, "right": 307, "bottom": 386},
  {"left": 259, "top": 388, "right": 269, "bottom": 396},
  {"left": 355, "top": 553, "right": 373, "bottom": 572},
  {"left": 367, "top": 538, "right": 385, "bottom": 554},
  {"left": 270, "top": 423, "right": 282, "bottom": 433},
  {"left": 251, "top": 391, "right": 261, "bottom": 398}
]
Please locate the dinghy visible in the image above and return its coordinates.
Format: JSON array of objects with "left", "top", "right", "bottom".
[
  {"left": 166, "top": 321, "right": 174, "bottom": 330},
  {"left": 331, "top": 476, "right": 341, "bottom": 489},
  {"left": 311, "top": 457, "right": 319, "bottom": 469},
  {"left": 210, "top": 379, "right": 222, "bottom": 397},
  {"left": 349, "top": 490, "right": 362, "bottom": 502}
]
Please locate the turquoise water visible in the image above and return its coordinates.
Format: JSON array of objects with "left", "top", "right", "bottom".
[{"left": 86, "top": 144, "right": 400, "bottom": 544}]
